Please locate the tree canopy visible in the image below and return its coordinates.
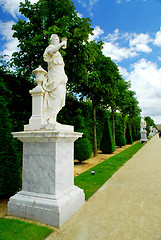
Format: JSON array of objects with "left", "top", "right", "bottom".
[{"left": 11, "top": 0, "right": 93, "bottom": 86}]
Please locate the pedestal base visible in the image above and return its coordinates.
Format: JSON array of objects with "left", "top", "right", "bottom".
[
  {"left": 24, "top": 122, "right": 74, "bottom": 132},
  {"left": 140, "top": 130, "right": 148, "bottom": 143},
  {"left": 8, "top": 186, "right": 85, "bottom": 227},
  {"left": 8, "top": 129, "right": 84, "bottom": 227}
]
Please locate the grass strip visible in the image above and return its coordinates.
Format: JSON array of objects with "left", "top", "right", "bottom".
[
  {"left": 74, "top": 142, "right": 143, "bottom": 200},
  {"left": 0, "top": 218, "right": 53, "bottom": 240}
]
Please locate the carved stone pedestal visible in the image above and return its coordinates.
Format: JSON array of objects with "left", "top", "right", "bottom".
[
  {"left": 140, "top": 130, "right": 148, "bottom": 143},
  {"left": 8, "top": 130, "right": 85, "bottom": 227}
]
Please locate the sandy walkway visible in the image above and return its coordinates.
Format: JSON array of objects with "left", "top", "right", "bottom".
[{"left": 47, "top": 135, "right": 161, "bottom": 240}]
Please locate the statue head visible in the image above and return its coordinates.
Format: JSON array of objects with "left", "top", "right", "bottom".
[{"left": 50, "top": 34, "right": 59, "bottom": 45}]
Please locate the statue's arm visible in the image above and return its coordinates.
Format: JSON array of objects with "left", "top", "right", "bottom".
[{"left": 48, "top": 41, "right": 66, "bottom": 55}]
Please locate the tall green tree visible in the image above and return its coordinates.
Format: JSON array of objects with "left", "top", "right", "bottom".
[
  {"left": 144, "top": 116, "right": 157, "bottom": 136},
  {"left": 117, "top": 82, "right": 140, "bottom": 137},
  {"left": 75, "top": 42, "right": 115, "bottom": 156},
  {"left": 102, "top": 63, "right": 123, "bottom": 144},
  {"left": 11, "top": 0, "right": 93, "bottom": 86}
]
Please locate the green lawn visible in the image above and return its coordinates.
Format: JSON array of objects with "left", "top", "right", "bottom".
[
  {"left": 0, "top": 218, "right": 53, "bottom": 240},
  {"left": 74, "top": 142, "right": 143, "bottom": 200}
]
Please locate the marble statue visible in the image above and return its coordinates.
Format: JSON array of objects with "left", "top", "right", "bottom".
[
  {"left": 9, "top": 34, "right": 85, "bottom": 227},
  {"left": 140, "top": 117, "right": 146, "bottom": 131},
  {"left": 140, "top": 116, "right": 148, "bottom": 143},
  {"left": 43, "top": 34, "right": 68, "bottom": 124}
]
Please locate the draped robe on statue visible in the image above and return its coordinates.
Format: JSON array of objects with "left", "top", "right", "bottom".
[{"left": 43, "top": 45, "right": 68, "bottom": 124}]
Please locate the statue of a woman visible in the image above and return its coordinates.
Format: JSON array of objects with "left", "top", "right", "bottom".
[{"left": 43, "top": 34, "right": 67, "bottom": 124}]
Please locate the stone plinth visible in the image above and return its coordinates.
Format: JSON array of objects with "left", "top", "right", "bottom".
[
  {"left": 8, "top": 129, "right": 85, "bottom": 227},
  {"left": 140, "top": 130, "right": 148, "bottom": 143}
]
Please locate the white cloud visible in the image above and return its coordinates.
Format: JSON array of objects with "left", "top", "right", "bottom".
[
  {"left": 0, "top": 20, "right": 19, "bottom": 60},
  {"left": 118, "top": 65, "right": 130, "bottom": 79},
  {"left": 0, "top": 0, "right": 38, "bottom": 18},
  {"left": 116, "top": 0, "right": 147, "bottom": 3},
  {"left": 78, "top": 0, "right": 99, "bottom": 16},
  {"left": 153, "top": 28, "right": 161, "bottom": 47},
  {"left": 127, "top": 59, "right": 161, "bottom": 120},
  {"left": 105, "top": 29, "right": 120, "bottom": 43},
  {"left": 78, "top": 0, "right": 87, "bottom": 8},
  {"left": 89, "top": 26, "right": 104, "bottom": 41},
  {"left": 102, "top": 42, "right": 138, "bottom": 62},
  {"left": 0, "top": 20, "right": 15, "bottom": 41},
  {"left": 102, "top": 29, "right": 153, "bottom": 62},
  {"left": 129, "top": 33, "right": 152, "bottom": 53},
  {"left": 89, "top": 0, "right": 99, "bottom": 7},
  {"left": 152, "top": 116, "right": 161, "bottom": 124},
  {"left": 77, "top": 12, "right": 83, "bottom": 18}
]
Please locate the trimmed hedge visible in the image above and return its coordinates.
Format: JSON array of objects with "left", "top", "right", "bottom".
[
  {"left": 116, "top": 133, "right": 126, "bottom": 148},
  {"left": 74, "top": 138, "right": 92, "bottom": 162},
  {"left": 0, "top": 79, "right": 21, "bottom": 196},
  {"left": 100, "top": 118, "right": 115, "bottom": 154},
  {"left": 126, "top": 122, "right": 133, "bottom": 144},
  {"left": 74, "top": 110, "right": 92, "bottom": 162}
]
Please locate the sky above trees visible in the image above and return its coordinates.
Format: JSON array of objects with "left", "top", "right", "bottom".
[{"left": 0, "top": 0, "right": 161, "bottom": 123}]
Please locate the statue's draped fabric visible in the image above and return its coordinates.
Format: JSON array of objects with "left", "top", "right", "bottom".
[{"left": 43, "top": 45, "right": 68, "bottom": 123}]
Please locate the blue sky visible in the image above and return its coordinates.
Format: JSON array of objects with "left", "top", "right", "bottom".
[{"left": 0, "top": 0, "right": 161, "bottom": 123}]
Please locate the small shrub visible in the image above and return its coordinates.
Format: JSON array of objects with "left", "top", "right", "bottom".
[
  {"left": 74, "top": 110, "right": 92, "bottom": 162},
  {"left": 100, "top": 118, "right": 115, "bottom": 154},
  {"left": 74, "top": 138, "right": 92, "bottom": 162},
  {"left": 116, "top": 133, "right": 126, "bottom": 147}
]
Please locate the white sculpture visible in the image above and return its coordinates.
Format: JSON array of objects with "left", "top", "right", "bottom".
[
  {"left": 140, "top": 117, "right": 146, "bottom": 131},
  {"left": 9, "top": 34, "right": 84, "bottom": 227},
  {"left": 24, "top": 34, "right": 70, "bottom": 131},
  {"left": 43, "top": 34, "right": 68, "bottom": 124},
  {"left": 140, "top": 117, "right": 148, "bottom": 142}
]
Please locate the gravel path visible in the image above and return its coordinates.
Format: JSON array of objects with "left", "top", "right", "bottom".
[{"left": 47, "top": 134, "right": 161, "bottom": 240}]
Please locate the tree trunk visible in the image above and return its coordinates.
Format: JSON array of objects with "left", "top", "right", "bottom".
[
  {"left": 122, "top": 114, "right": 126, "bottom": 137},
  {"left": 111, "top": 107, "right": 116, "bottom": 144},
  {"left": 93, "top": 102, "right": 97, "bottom": 156}
]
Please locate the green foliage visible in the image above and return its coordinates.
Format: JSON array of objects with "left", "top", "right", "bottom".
[
  {"left": 0, "top": 78, "right": 21, "bottom": 196},
  {"left": 0, "top": 69, "right": 33, "bottom": 132},
  {"left": 74, "top": 110, "right": 92, "bottom": 162},
  {"left": 116, "top": 134, "right": 126, "bottom": 148},
  {"left": 0, "top": 218, "right": 53, "bottom": 240},
  {"left": 126, "top": 122, "right": 133, "bottom": 144},
  {"left": 74, "top": 138, "right": 92, "bottom": 162},
  {"left": 130, "top": 115, "right": 141, "bottom": 141},
  {"left": 11, "top": 0, "right": 93, "bottom": 85},
  {"left": 100, "top": 118, "right": 115, "bottom": 154},
  {"left": 57, "top": 95, "right": 108, "bottom": 150},
  {"left": 145, "top": 116, "right": 157, "bottom": 136},
  {"left": 75, "top": 142, "right": 143, "bottom": 200},
  {"left": 115, "top": 114, "right": 126, "bottom": 147}
]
